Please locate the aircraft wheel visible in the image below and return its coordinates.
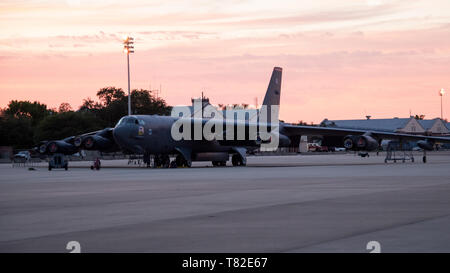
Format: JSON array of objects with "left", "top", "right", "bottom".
[
  {"left": 411, "top": 157, "right": 414, "bottom": 163},
  {"left": 153, "top": 155, "right": 163, "bottom": 168},
  {"left": 232, "top": 155, "right": 239, "bottom": 166},
  {"left": 161, "top": 155, "right": 170, "bottom": 168},
  {"left": 170, "top": 161, "right": 177, "bottom": 168},
  {"left": 423, "top": 156, "right": 427, "bottom": 163},
  {"left": 185, "top": 160, "right": 192, "bottom": 168},
  {"left": 212, "top": 161, "right": 219, "bottom": 167},
  {"left": 175, "top": 154, "right": 191, "bottom": 167},
  {"left": 48, "top": 166, "right": 52, "bottom": 171},
  {"left": 232, "top": 154, "right": 244, "bottom": 166},
  {"left": 143, "top": 153, "right": 151, "bottom": 167},
  {"left": 176, "top": 155, "right": 184, "bottom": 167},
  {"left": 219, "top": 161, "right": 227, "bottom": 166}
]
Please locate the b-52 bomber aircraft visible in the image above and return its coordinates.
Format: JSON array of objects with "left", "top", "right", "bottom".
[{"left": 37, "top": 67, "right": 450, "bottom": 167}]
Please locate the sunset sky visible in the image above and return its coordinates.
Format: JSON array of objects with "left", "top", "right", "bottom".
[{"left": 0, "top": 0, "right": 449, "bottom": 123}]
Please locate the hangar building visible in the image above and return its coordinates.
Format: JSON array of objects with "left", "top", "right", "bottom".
[{"left": 320, "top": 117, "right": 449, "bottom": 136}]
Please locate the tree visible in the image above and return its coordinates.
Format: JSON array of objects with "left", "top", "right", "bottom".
[
  {"left": 1, "top": 100, "right": 55, "bottom": 148},
  {"left": 130, "top": 89, "right": 172, "bottom": 116},
  {"left": 79, "top": 97, "right": 102, "bottom": 112},
  {"left": 4, "top": 100, "right": 54, "bottom": 126},
  {"left": 79, "top": 87, "right": 172, "bottom": 127},
  {"left": 414, "top": 114, "right": 425, "bottom": 120},
  {"left": 100, "top": 98, "right": 127, "bottom": 127},
  {"left": 58, "top": 102, "right": 73, "bottom": 113},
  {"left": 97, "top": 87, "right": 125, "bottom": 107},
  {"left": 34, "top": 111, "right": 103, "bottom": 142},
  {"left": 0, "top": 115, "right": 34, "bottom": 149}
]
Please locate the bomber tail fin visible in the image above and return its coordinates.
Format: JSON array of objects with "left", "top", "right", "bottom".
[
  {"left": 261, "top": 67, "right": 282, "bottom": 122},
  {"left": 262, "top": 67, "right": 282, "bottom": 107}
]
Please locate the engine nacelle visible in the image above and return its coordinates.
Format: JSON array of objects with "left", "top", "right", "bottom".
[
  {"left": 255, "top": 132, "right": 291, "bottom": 147},
  {"left": 343, "top": 134, "right": 379, "bottom": 151},
  {"left": 82, "top": 135, "right": 115, "bottom": 151},
  {"left": 45, "top": 140, "right": 77, "bottom": 155},
  {"left": 39, "top": 142, "right": 48, "bottom": 154},
  {"left": 278, "top": 133, "right": 292, "bottom": 147},
  {"left": 417, "top": 140, "right": 434, "bottom": 151}
]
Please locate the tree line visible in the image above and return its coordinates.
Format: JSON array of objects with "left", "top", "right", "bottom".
[{"left": 0, "top": 87, "right": 172, "bottom": 149}]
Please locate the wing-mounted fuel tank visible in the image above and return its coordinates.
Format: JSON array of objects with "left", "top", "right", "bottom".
[
  {"left": 343, "top": 133, "right": 379, "bottom": 151},
  {"left": 417, "top": 139, "right": 434, "bottom": 151}
]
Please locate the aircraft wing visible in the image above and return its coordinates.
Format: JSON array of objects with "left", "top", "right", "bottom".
[
  {"left": 37, "top": 127, "right": 119, "bottom": 155},
  {"left": 76, "top": 128, "right": 111, "bottom": 137},
  {"left": 282, "top": 123, "right": 450, "bottom": 143}
]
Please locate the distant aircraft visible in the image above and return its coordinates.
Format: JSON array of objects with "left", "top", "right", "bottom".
[{"left": 37, "top": 67, "right": 450, "bottom": 166}]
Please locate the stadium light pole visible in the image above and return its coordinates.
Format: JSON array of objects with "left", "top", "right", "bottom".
[
  {"left": 440, "top": 88, "right": 445, "bottom": 120},
  {"left": 123, "top": 36, "right": 134, "bottom": 116}
]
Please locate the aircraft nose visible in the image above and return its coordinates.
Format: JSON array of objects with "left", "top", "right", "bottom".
[
  {"left": 113, "top": 124, "right": 145, "bottom": 154},
  {"left": 113, "top": 125, "right": 128, "bottom": 147}
]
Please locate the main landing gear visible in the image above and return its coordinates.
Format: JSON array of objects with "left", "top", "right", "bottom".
[
  {"left": 153, "top": 154, "right": 170, "bottom": 168},
  {"left": 211, "top": 154, "right": 246, "bottom": 167},
  {"left": 231, "top": 154, "right": 246, "bottom": 166},
  {"left": 145, "top": 153, "right": 248, "bottom": 168},
  {"left": 153, "top": 154, "right": 191, "bottom": 168},
  {"left": 212, "top": 161, "right": 227, "bottom": 167},
  {"left": 144, "top": 154, "right": 193, "bottom": 168},
  {"left": 174, "top": 154, "right": 191, "bottom": 168},
  {"left": 150, "top": 154, "right": 192, "bottom": 168}
]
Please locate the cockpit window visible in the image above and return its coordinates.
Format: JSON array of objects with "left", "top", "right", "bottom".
[
  {"left": 116, "top": 117, "right": 126, "bottom": 126},
  {"left": 116, "top": 117, "right": 140, "bottom": 127}
]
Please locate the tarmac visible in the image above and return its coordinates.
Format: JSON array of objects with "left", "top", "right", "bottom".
[{"left": 1, "top": 152, "right": 450, "bottom": 252}]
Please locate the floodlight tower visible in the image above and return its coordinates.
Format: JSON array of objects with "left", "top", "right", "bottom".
[
  {"left": 123, "top": 36, "right": 134, "bottom": 116},
  {"left": 440, "top": 88, "right": 445, "bottom": 120}
]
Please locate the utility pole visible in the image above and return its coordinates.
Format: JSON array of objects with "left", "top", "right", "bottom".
[{"left": 123, "top": 36, "right": 134, "bottom": 115}]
